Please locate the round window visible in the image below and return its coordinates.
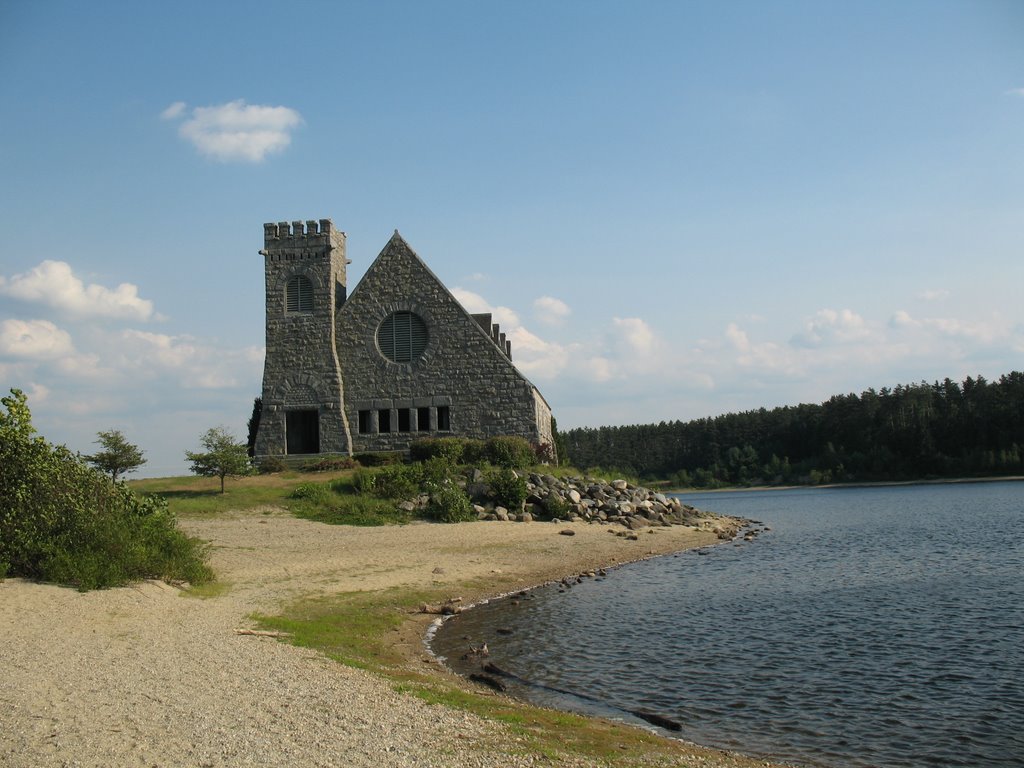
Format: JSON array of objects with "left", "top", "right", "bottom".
[{"left": 377, "top": 311, "right": 428, "bottom": 363}]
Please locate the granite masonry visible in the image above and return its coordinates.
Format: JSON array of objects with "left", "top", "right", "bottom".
[{"left": 253, "top": 219, "right": 554, "bottom": 460}]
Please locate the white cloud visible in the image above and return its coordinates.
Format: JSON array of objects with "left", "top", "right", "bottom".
[
  {"left": 790, "top": 308, "right": 871, "bottom": 348},
  {"left": 611, "top": 317, "right": 656, "bottom": 357},
  {"left": 918, "top": 288, "right": 950, "bottom": 301},
  {"left": 533, "top": 296, "right": 571, "bottom": 325},
  {"left": 0, "top": 260, "right": 156, "bottom": 321},
  {"left": 0, "top": 319, "right": 74, "bottom": 359},
  {"left": 451, "top": 287, "right": 521, "bottom": 328},
  {"left": 164, "top": 99, "right": 303, "bottom": 162},
  {"left": 118, "top": 330, "right": 262, "bottom": 389},
  {"left": 160, "top": 101, "right": 186, "bottom": 120}
]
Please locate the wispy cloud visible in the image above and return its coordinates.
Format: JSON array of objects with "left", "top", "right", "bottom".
[
  {"left": 917, "top": 288, "right": 950, "bottom": 301},
  {"left": 161, "top": 99, "right": 303, "bottom": 162},
  {"left": 1005, "top": 87, "right": 1024, "bottom": 97},
  {"left": 0, "top": 261, "right": 156, "bottom": 321}
]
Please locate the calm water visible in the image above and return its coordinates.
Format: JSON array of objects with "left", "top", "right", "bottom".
[{"left": 431, "top": 481, "right": 1024, "bottom": 768}]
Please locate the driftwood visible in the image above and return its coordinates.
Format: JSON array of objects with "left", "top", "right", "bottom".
[{"left": 233, "top": 628, "right": 290, "bottom": 638}]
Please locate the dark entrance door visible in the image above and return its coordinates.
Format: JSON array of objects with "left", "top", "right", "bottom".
[{"left": 286, "top": 409, "right": 320, "bottom": 454}]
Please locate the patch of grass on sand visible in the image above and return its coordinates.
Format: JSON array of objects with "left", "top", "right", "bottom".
[
  {"left": 253, "top": 586, "right": 705, "bottom": 767},
  {"left": 181, "top": 580, "right": 232, "bottom": 599},
  {"left": 129, "top": 471, "right": 354, "bottom": 517}
]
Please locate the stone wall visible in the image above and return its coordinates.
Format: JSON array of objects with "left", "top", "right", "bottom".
[{"left": 336, "top": 233, "right": 552, "bottom": 453}]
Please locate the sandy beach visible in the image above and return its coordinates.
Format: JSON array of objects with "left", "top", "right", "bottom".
[{"left": 1, "top": 509, "right": 781, "bottom": 767}]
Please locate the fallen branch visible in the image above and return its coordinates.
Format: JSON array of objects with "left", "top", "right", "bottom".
[{"left": 234, "top": 628, "right": 290, "bottom": 638}]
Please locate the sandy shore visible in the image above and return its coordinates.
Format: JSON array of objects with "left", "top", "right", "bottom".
[{"left": 1, "top": 509, "right": 780, "bottom": 767}]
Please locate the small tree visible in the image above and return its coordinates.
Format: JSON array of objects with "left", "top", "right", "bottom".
[
  {"left": 85, "top": 429, "right": 146, "bottom": 482},
  {"left": 186, "top": 427, "right": 252, "bottom": 493}
]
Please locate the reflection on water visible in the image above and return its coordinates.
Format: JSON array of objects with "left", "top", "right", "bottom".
[{"left": 432, "top": 482, "right": 1024, "bottom": 768}]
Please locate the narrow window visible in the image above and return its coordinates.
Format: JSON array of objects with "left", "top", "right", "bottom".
[
  {"left": 398, "top": 409, "right": 411, "bottom": 432},
  {"left": 417, "top": 407, "right": 431, "bottom": 432},
  {"left": 286, "top": 276, "right": 314, "bottom": 313},
  {"left": 378, "top": 409, "right": 392, "bottom": 433},
  {"left": 436, "top": 406, "right": 451, "bottom": 432},
  {"left": 358, "top": 410, "right": 372, "bottom": 434}
]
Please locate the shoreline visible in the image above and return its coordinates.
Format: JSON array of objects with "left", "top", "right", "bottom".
[
  {"left": 2, "top": 509, "right": 785, "bottom": 768},
  {"left": 668, "top": 473, "right": 1024, "bottom": 494}
]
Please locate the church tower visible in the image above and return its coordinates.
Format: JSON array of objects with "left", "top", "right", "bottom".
[{"left": 253, "top": 219, "right": 353, "bottom": 458}]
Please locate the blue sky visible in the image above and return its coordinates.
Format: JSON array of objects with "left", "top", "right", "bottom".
[{"left": 1, "top": 1, "right": 1022, "bottom": 476}]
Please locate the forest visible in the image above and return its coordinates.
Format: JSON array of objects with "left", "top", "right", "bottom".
[{"left": 562, "top": 372, "right": 1024, "bottom": 487}]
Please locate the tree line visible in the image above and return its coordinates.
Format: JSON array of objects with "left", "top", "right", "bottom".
[{"left": 562, "top": 372, "right": 1024, "bottom": 487}]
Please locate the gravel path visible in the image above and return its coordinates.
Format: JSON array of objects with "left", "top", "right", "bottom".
[{"left": 1, "top": 509, "right": 775, "bottom": 768}]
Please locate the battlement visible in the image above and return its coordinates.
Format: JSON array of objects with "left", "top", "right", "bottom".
[{"left": 263, "top": 219, "right": 346, "bottom": 250}]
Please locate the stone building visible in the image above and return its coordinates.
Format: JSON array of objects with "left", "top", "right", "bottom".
[{"left": 252, "top": 219, "right": 554, "bottom": 459}]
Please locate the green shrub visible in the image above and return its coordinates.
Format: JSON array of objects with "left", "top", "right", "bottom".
[
  {"left": 486, "top": 436, "right": 534, "bottom": 469},
  {"left": 487, "top": 466, "right": 527, "bottom": 511},
  {"left": 349, "top": 468, "right": 378, "bottom": 495},
  {"left": 0, "top": 389, "right": 212, "bottom": 590},
  {"left": 257, "top": 456, "right": 287, "bottom": 474},
  {"left": 300, "top": 455, "right": 358, "bottom": 472},
  {"left": 419, "top": 455, "right": 456, "bottom": 489},
  {"left": 542, "top": 492, "right": 570, "bottom": 519},
  {"left": 353, "top": 451, "right": 403, "bottom": 467},
  {"left": 290, "top": 482, "right": 332, "bottom": 503},
  {"left": 371, "top": 464, "right": 421, "bottom": 500},
  {"left": 426, "top": 484, "right": 474, "bottom": 523},
  {"left": 410, "top": 437, "right": 466, "bottom": 464},
  {"left": 461, "top": 439, "right": 487, "bottom": 464}
]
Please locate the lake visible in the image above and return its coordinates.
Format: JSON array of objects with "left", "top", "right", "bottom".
[{"left": 431, "top": 481, "right": 1024, "bottom": 767}]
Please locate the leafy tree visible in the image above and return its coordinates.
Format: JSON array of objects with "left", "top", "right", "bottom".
[
  {"left": 85, "top": 429, "right": 146, "bottom": 482},
  {"left": 186, "top": 427, "right": 252, "bottom": 493}
]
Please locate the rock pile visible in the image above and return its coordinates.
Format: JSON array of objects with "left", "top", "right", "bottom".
[{"left": 468, "top": 472, "right": 742, "bottom": 539}]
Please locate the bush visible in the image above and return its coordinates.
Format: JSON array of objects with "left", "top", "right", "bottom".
[
  {"left": 257, "top": 456, "right": 287, "bottom": 474},
  {"left": 0, "top": 389, "right": 212, "bottom": 590},
  {"left": 371, "top": 464, "right": 421, "bottom": 500},
  {"left": 353, "top": 451, "right": 403, "bottom": 467},
  {"left": 426, "top": 484, "right": 475, "bottom": 523},
  {"left": 410, "top": 437, "right": 466, "bottom": 464},
  {"left": 290, "top": 483, "right": 332, "bottom": 503},
  {"left": 542, "top": 492, "right": 570, "bottom": 519},
  {"left": 461, "top": 439, "right": 487, "bottom": 464},
  {"left": 486, "top": 436, "right": 534, "bottom": 469},
  {"left": 487, "top": 466, "right": 527, "bottom": 511},
  {"left": 301, "top": 455, "right": 358, "bottom": 472}
]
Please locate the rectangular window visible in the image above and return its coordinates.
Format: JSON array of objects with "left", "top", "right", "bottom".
[
  {"left": 436, "top": 406, "right": 451, "bottom": 432},
  {"left": 398, "top": 408, "right": 411, "bottom": 432},
  {"left": 417, "top": 406, "right": 431, "bottom": 432},
  {"left": 378, "top": 408, "right": 392, "bottom": 433},
  {"left": 358, "top": 410, "right": 372, "bottom": 434}
]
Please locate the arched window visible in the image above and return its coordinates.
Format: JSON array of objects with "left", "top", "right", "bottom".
[
  {"left": 377, "top": 311, "right": 428, "bottom": 363},
  {"left": 285, "top": 276, "right": 313, "bottom": 313}
]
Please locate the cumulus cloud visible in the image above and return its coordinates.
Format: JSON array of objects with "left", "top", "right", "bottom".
[
  {"left": 790, "top": 308, "right": 871, "bottom": 348},
  {"left": 451, "top": 287, "right": 521, "bottom": 328},
  {"left": 162, "top": 100, "right": 303, "bottom": 162},
  {"left": 533, "top": 296, "right": 571, "bottom": 325},
  {"left": 0, "top": 319, "right": 74, "bottom": 359},
  {"left": 0, "top": 260, "right": 156, "bottom": 321}
]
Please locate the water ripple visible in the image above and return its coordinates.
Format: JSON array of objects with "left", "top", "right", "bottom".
[{"left": 433, "top": 481, "right": 1024, "bottom": 768}]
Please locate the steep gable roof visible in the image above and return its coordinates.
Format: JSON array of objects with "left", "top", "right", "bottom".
[{"left": 341, "top": 231, "right": 532, "bottom": 377}]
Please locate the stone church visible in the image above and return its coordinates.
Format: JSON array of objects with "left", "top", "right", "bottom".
[{"left": 252, "top": 219, "right": 554, "bottom": 459}]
